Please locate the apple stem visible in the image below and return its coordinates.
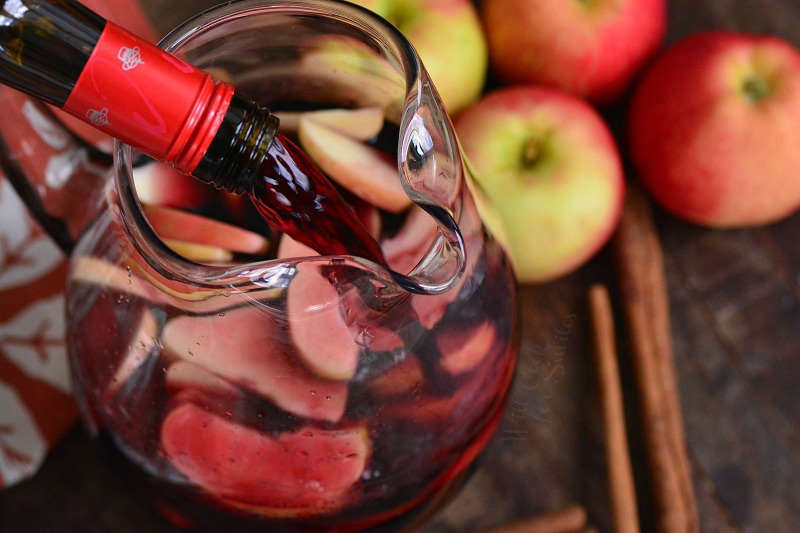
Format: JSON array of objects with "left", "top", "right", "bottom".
[
  {"left": 743, "top": 75, "right": 770, "bottom": 103},
  {"left": 523, "top": 138, "right": 540, "bottom": 167}
]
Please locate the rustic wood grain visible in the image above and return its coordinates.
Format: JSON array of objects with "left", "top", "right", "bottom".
[{"left": 3, "top": 1, "right": 800, "bottom": 532}]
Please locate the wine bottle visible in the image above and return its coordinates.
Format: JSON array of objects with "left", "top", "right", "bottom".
[
  {"left": 0, "top": 0, "right": 389, "bottom": 266},
  {"left": 0, "top": 0, "right": 277, "bottom": 190}
]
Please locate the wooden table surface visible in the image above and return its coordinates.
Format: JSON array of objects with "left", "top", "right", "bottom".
[{"left": 3, "top": 1, "right": 800, "bottom": 532}]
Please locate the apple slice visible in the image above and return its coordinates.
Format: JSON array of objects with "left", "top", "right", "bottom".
[
  {"left": 381, "top": 207, "right": 438, "bottom": 273},
  {"left": 81, "top": 255, "right": 225, "bottom": 308},
  {"left": 104, "top": 309, "right": 158, "bottom": 397},
  {"left": 369, "top": 355, "right": 425, "bottom": 397},
  {"left": 382, "top": 367, "right": 489, "bottom": 425},
  {"left": 162, "top": 307, "right": 347, "bottom": 422},
  {"left": 437, "top": 321, "right": 496, "bottom": 375},
  {"left": 163, "top": 239, "right": 233, "bottom": 263},
  {"left": 287, "top": 265, "right": 359, "bottom": 380},
  {"left": 278, "top": 234, "right": 319, "bottom": 259},
  {"left": 337, "top": 287, "right": 405, "bottom": 355},
  {"left": 70, "top": 256, "right": 165, "bottom": 303},
  {"left": 165, "top": 361, "right": 238, "bottom": 396},
  {"left": 410, "top": 231, "right": 484, "bottom": 329},
  {"left": 162, "top": 403, "right": 369, "bottom": 515},
  {"left": 298, "top": 35, "right": 406, "bottom": 123},
  {"left": 70, "top": 256, "right": 267, "bottom": 314},
  {"left": 143, "top": 205, "right": 269, "bottom": 255},
  {"left": 277, "top": 107, "right": 384, "bottom": 141},
  {"left": 297, "top": 117, "right": 411, "bottom": 213},
  {"left": 133, "top": 161, "right": 210, "bottom": 209},
  {"left": 279, "top": 241, "right": 399, "bottom": 363}
]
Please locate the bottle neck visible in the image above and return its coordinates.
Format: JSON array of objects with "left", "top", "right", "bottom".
[{"left": 192, "top": 93, "right": 280, "bottom": 194}]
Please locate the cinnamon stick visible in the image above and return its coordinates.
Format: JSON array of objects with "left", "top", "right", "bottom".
[
  {"left": 486, "top": 505, "right": 587, "bottom": 533},
  {"left": 612, "top": 184, "right": 698, "bottom": 533},
  {"left": 589, "top": 285, "right": 640, "bottom": 533}
]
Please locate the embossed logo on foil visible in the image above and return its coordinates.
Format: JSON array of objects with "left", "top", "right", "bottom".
[
  {"left": 85, "top": 108, "right": 111, "bottom": 128},
  {"left": 118, "top": 46, "right": 144, "bottom": 71}
]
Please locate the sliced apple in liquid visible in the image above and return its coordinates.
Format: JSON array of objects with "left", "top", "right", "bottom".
[
  {"left": 163, "top": 239, "right": 232, "bottom": 263},
  {"left": 162, "top": 306, "right": 348, "bottom": 422},
  {"left": 381, "top": 206, "right": 438, "bottom": 273},
  {"left": 287, "top": 265, "right": 360, "bottom": 380},
  {"left": 277, "top": 107, "right": 383, "bottom": 141},
  {"left": 438, "top": 321, "right": 496, "bottom": 375},
  {"left": 143, "top": 204, "right": 269, "bottom": 255},
  {"left": 369, "top": 355, "right": 425, "bottom": 397},
  {"left": 381, "top": 368, "right": 487, "bottom": 425},
  {"left": 411, "top": 230, "right": 485, "bottom": 329},
  {"left": 104, "top": 309, "right": 158, "bottom": 398},
  {"left": 165, "top": 361, "right": 238, "bottom": 396},
  {"left": 71, "top": 256, "right": 165, "bottom": 304},
  {"left": 161, "top": 403, "right": 369, "bottom": 516},
  {"left": 133, "top": 161, "right": 210, "bottom": 209},
  {"left": 337, "top": 287, "right": 405, "bottom": 356},
  {"left": 70, "top": 256, "right": 280, "bottom": 315},
  {"left": 297, "top": 117, "right": 411, "bottom": 213}
]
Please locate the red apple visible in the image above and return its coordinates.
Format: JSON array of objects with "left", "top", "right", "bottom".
[
  {"left": 483, "top": 0, "right": 665, "bottom": 104},
  {"left": 456, "top": 87, "right": 624, "bottom": 283},
  {"left": 629, "top": 32, "right": 800, "bottom": 227},
  {"left": 352, "top": 0, "right": 487, "bottom": 114}
]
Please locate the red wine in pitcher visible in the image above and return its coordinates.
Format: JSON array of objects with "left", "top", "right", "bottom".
[
  {"left": 66, "top": 110, "right": 518, "bottom": 531},
  {"left": 0, "top": 1, "right": 520, "bottom": 531}
]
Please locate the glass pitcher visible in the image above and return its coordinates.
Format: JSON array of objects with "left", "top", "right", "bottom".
[{"left": 0, "top": 1, "right": 519, "bottom": 530}]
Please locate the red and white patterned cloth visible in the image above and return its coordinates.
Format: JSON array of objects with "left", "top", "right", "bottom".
[
  {"left": 0, "top": 0, "right": 156, "bottom": 489},
  {"left": 0, "top": 177, "right": 73, "bottom": 488}
]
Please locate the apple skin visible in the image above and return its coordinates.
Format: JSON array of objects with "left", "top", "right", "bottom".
[
  {"left": 629, "top": 32, "right": 800, "bottom": 227},
  {"left": 456, "top": 86, "right": 624, "bottom": 283},
  {"left": 352, "top": 0, "right": 487, "bottom": 114},
  {"left": 483, "top": 0, "right": 665, "bottom": 104}
]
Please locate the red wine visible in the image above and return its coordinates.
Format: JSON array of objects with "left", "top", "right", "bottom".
[{"left": 251, "top": 134, "right": 386, "bottom": 265}]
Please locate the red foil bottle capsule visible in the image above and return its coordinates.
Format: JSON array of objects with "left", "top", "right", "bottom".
[
  {"left": 63, "top": 23, "right": 236, "bottom": 175},
  {"left": 0, "top": 0, "right": 278, "bottom": 191}
]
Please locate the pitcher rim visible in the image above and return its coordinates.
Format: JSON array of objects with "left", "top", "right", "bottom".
[{"left": 114, "top": 0, "right": 466, "bottom": 294}]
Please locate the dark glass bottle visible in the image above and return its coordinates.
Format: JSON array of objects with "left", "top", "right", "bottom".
[{"left": 0, "top": 0, "right": 386, "bottom": 265}]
